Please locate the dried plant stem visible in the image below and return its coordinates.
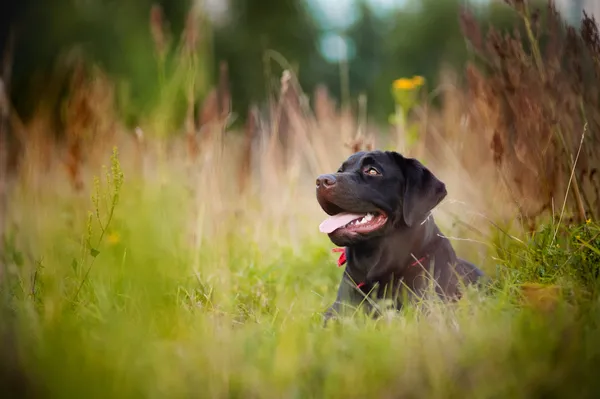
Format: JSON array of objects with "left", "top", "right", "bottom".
[
  {"left": 0, "top": 30, "right": 14, "bottom": 284},
  {"left": 555, "top": 125, "right": 588, "bottom": 221},
  {"left": 578, "top": 100, "right": 597, "bottom": 221},
  {"left": 238, "top": 106, "right": 257, "bottom": 194},
  {"left": 520, "top": 3, "right": 588, "bottom": 223},
  {"left": 553, "top": 123, "right": 588, "bottom": 245},
  {"left": 0, "top": 79, "right": 7, "bottom": 284},
  {"left": 521, "top": 3, "right": 546, "bottom": 82}
]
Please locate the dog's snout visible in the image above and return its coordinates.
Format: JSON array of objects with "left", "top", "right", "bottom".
[{"left": 316, "top": 174, "right": 337, "bottom": 189}]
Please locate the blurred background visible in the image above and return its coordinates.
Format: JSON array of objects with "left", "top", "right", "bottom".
[
  {"left": 2, "top": 0, "right": 599, "bottom": 223},
  {"left": 2, "top": 0, "right": 597, "bottom": 128}
]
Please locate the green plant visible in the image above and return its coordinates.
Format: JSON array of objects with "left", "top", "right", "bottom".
[
  {"left": 71, "top": 147, "right": 124, "bottom": 306},
  {"left": 389, "top": 75, "right": 426, "bottom": 152}
]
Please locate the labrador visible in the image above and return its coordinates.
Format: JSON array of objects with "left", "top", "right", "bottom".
[{"left": 316, "top": 150, "right": 484, "bottom": 323}]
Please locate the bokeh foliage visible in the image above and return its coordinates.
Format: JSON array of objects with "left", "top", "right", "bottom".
[{"left": 4, "top": 0, "right": 530, "bottom": 130}]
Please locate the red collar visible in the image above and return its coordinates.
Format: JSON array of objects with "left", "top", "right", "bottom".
[
  {"left": 332, "top": 247, "right": 347, "bottom": 266},
  {"left": 331, "top": 247, "right": 427, "bottom": 289}
]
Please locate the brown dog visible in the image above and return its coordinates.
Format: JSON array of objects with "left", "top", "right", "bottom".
[{"left": 316, "top": 150, "right": 484, "bottom": 323}]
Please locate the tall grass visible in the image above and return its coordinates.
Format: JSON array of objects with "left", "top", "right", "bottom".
[{"left": 3, "top": 1, "right": 600, "bottom": 398}]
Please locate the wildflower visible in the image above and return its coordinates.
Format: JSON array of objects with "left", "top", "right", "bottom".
[
  {"left": 393, "top": 78, "right": 415, "bottom": 90},
  {"left": 586, "top": 218, "right": 592, "bottom": 224},
  {"left": 412, "top": 75, "right": 425, "bottom": 86},
  {"left": 393, "top": 76, "right": 425, "bottom": 91},
  {"left": 107, "top": 232, "right": 120, "bottom": 245},
  {"left": 390, "top": 75, "right": 426, "bottom": 150}
]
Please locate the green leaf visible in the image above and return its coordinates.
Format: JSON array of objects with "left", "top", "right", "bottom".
[
  {"left": 90, "top": 248, "right": 100, "bottom": 258},
  {"left": 71, "top": 258, "right": 78, "bottom": 271}
]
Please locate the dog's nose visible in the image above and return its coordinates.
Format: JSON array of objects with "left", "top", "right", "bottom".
[{"left": 316, "top": 174, "right": 336, "bottom": 189}]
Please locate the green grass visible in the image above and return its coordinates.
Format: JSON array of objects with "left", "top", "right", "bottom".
[{"left": 3, "top": 149, "right": 600, "bottom": 399}]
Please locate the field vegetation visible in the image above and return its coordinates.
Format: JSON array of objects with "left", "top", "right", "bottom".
[{"left": 2, "top": 1, "right": 600, "bottom": 397}]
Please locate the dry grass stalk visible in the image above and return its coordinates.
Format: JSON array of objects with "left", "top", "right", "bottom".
[
  {"left": 460, "top": 1, "right": 600, "bottom": 228},
  {"left": 281, "top": 70, "right": 318, "bottom": 172},
  {"left": 197, "top": 62, "right": 230, "bottom": 153},
  {"left": 0, "top": 83, "right": 8, "bottom": 283},
  {"left": 150, "top": 4, "right": 167, "bottom": 59},
  {"left": 311, "top": 85, "right": 358, "bottom": 173},
  {"left": 314, "top": 84, "right": 336, "bottom": 123},
  {"left": 185, "top": 84, "right": 199, "bottom": 163},
  {"left": 198, "top": 88, "right": 219, "bottom": 141},
  {"left": 217, "top": 61, "right": 231, "bottom": 122},
  {"left": 183, "top": 9, "right": 199, "bottom": 163},
  {"left": 279, "top": 70, "right": 303, "bottom": 155},
  {"left": 266, "top": 70, "right": 292, "bottom": 171},
  {"left": 182, "top": 6, "right": 199, "bottom": 54},
  {"left": 18, "top": 112, "right": 54, "bottom": 191},
  {"left": 60, "top": 60, "right": 118, "bottom": 192},
  {"left": 0, "top": 29, "right": 15, "bottom": 283},
  {"left": 273, "top": 68, "right": 358, "bottom": 178},
  {"left": 345, "top": 134, "right": 374, "bottom": 154},
  {"left": 63, "top": 61, "right": 89, "bottom": 192},
  {"left": 83, "top": 68, "right": 118, "bottom": 168},
  {"left": 238, "top": 105, "right": 258, "bottom": 195}
]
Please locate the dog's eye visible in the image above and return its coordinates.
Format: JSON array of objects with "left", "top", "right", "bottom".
[{"left": 364, "top": 167, "right": 381, "bottom": 176}]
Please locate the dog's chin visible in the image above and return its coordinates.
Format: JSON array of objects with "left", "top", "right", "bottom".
[{"left": 326, "top": 213, "right": 389, "bottom": 246}]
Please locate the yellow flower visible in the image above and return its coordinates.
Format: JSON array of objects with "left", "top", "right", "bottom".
[
  {"left": 107, "top": 232, "right": 120, "bottom": 245},
  {"left": 411, "top": 75, "right": 425, "bottom": 86},
  {"left": 393, "top": 78, "right": 415, "bottom": 90},
  {"left": 586, "top": 218, "right": 592, "bottom": 224},
  {"left": 393, "top": 76, "right": 425, "bottom": 91}
]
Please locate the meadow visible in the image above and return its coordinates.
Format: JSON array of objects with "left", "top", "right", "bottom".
[{"left": 3, "top": 2, "right": 600, "bottom": 398}]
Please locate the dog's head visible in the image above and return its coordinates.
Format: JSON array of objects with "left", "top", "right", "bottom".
[{"left": 316, "top": 150, "right": 447, "bottom": 246}]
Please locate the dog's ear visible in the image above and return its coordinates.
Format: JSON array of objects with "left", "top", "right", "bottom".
[{"left": 390, "top": 152, "right": 447, "bottom": 227}]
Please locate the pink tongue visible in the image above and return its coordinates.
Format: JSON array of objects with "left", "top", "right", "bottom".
[{"left": 319, "top": 212, "right": 365, "bottom": 234}]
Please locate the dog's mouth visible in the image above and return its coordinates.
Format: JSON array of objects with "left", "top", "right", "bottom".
[{"left": 319, "top": 211, "right": 388, "bottom": 235}]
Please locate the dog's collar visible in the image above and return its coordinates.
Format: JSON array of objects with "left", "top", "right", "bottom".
[
  {"left": 332, "top": 247, "right": 347, "bottom": 267},
  {"left": 331, "top": 247, "right": 427, "bottom": 290}
]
